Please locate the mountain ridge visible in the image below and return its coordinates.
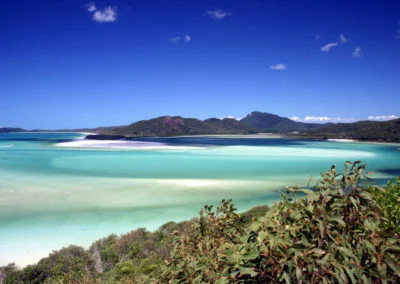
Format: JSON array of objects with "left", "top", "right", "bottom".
[{"left": 297, "top": 118, "right": 400, "bottom": 142}]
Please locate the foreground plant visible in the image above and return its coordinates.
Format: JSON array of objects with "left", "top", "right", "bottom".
[
  {"left": 370, "top": 177, "right": 400, "bottom": 236},
  {"left": 160, "top": 199, "right": 245, "bottom": 283},
  {"left": 236, "top": 161, "right": 400, "bottom": 282}
]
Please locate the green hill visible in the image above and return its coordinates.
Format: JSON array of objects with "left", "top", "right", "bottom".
[
  {"left": 100, "top": 116, "right": 258, "bottom": 137},
  {"left": 240, "top": 111, "right": 326, "bottom": 132},
  {"left": 299, "top": 118, "right": 400, "bottom": 142}
]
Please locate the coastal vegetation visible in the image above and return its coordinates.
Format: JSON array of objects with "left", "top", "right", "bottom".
[
  {"left": 240, "top": 111, "right": 325, "bottom": 132},
  {"left": 298, "top": 118, "right": 400, "bottom": 142},
  {"left": 1, "top": 162, "right": 399, "bottom": 283}
]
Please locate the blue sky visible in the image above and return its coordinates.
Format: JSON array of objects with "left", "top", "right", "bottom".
[{"left": 1, "top": 0, "right": 399, "bottom": 129}]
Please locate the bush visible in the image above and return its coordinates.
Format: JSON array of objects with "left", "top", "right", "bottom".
[
  {"left": 370, "top": 178, "right": 400, "bottom": 235},
  {"left": 235, "top": 161, "right": 400, "bottom": 282},
  {"left": 160, "top": 199, "right": 245, "bottom": 283}
]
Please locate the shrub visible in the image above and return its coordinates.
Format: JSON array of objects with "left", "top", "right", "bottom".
[
  {"left": 160, "top": 199, "right": 245, "bottom": 283},
  {"left": 370, "top": 178, "right": 400, "bottom": 235},
  {"left": 235, "top": 161, "right": 400, "bottom": 282}
]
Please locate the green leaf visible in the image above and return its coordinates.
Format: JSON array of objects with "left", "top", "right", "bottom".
[
  {"left": 349, "top": 196, "right": 359, "bottom": 211},
  {"left": 311, "top": 248, "right": 326, "bottom": 256},
  {"left": 385, "top": 255, "right": 400, "bottom": 275},
  {"left": 281, "top": 271, "right": 291, "bottom": 284},
  {"left": 239, "top": 267, "right": 258, "bottom": 277},
  {"left": 215, "top": 278, "right": 229, "bottom": 284},
  {"left": 337, "top": 246, "right": 355, "bottom": 259},
  {"left": 344, "top": 266, "right": 357, "bottom": 284},
  {"left": 331, "top": 217, "right": 346, "bottom": 227},
  {"left": 301, "top": 236, "right": 310, "bottom": 247}
]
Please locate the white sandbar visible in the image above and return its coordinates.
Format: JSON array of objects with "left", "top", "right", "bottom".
[
  {"left": 327, "top": 139, "right": 355, "bottom": 142},
  {"left": 54, "top": 139, "right": 204, "bottom": 150}
]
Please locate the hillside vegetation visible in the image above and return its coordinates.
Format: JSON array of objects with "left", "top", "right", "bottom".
[
  {"left": 99, "top": 116, "right": 258, "bottom": 137},
  {"left": 298, "top": 118, "right": 400, "bottom": 142},
  {"left": 92, "top": 112, "right": 329, "bottom": 138},
  {"left": 1, "top": 162, "right": 399, "bottom": 283},
  {"left": 240, "top": 111, "right": 325, "bottom": 132}
]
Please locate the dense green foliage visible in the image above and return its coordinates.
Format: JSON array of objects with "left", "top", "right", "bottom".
[
  {"left": 2, "top": 162, "right": 400, "bottom": 283},
  {"left": 240, "top": 111, "right": 324, "bottom": 132},
  {"left": 234, "top": 162, "right": 400, "bottom": 282},
  {"left": 160, "top": 199, "right": 245, "bottom": 283},
  {"left": 370, "top": 178, "right": 400, "bottom": 235},
  {"left": 299, "top": 118, "right": 400, "bottom": 142}
]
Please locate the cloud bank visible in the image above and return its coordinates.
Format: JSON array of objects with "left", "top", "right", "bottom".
[
  {"left": 290, "top": 116, "right": 355, "bottom": 123},
  {"left": 368, "top": 115, "right": 399, "bottom": 121},
  {"left": 290, "top": 115, "right": 399, "bottom": 123}
]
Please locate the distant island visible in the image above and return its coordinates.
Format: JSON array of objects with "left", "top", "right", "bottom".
[{"left": 1, "top": 111, "right": 399, "bottom": 142}]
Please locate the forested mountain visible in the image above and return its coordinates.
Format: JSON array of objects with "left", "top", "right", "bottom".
[
  {"left": 240, "top": 111, "right": 327, "bottom": 132},
  {"left": 299, "top": 118, "right": 400, "bottom": 142},
  {"left": 94, "top": 112, "right": 328, "bottom": 137},
  {"left": 99, "top": 116, "right": 258, "bottom": 137}
]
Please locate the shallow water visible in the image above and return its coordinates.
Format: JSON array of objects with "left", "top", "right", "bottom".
[{"left": 1, "top": 133, "right": 399, "bottom": 266}]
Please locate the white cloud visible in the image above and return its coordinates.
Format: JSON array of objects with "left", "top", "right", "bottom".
[
  {"left": 339, "top": 34, "right": 348, "bottom": 43},
  {"left": 86, "top": 3, "right": 117, "bottom": 23},
  {"left": 292, "top": 116, "right": 355, "bottom": 123},
  {"left": 221, "top": 116, "right": 242, "bottom": 121},
  {"left": 184, "top": 35, "right": 191, "bottom": 42},
  {"left": 170, "top": 37, "right": 180, "bottom": 43},
  {"left": 304, "top": 116, "right": 330, "bottom": 122},
  {"left": 87, "top": 2, "right": 97, "bottom": 12},
  {"left": 290, "top": 116, "right": 301, "bottom": 122},
  {"left": 368, "top": 115, "right": 399, "bottom": 121},
  {"left": 93, "top": 7, "right": 117, "bottom": 23},
  {"left": 270, "top": 64, "right": 287, "bottom": 71},
  {"left": 321, "top": 42, "right": 338, "bottom": 52},
  {"left": 205, "top": 9, "right": 231, "bottom": 20},
  {"left": 352, "top": 47, "right": 361, "bottom": 58}
]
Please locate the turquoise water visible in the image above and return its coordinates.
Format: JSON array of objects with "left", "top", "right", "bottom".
[{"left": 1, "top": 133, "right": 400, "bottom": 266}]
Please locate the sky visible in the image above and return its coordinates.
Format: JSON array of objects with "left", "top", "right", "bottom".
[{"left": 1, "top": 0, "right": 400, "bottom": 129}]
